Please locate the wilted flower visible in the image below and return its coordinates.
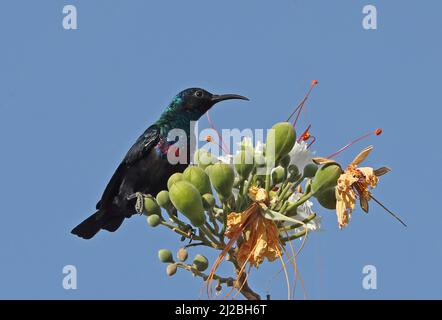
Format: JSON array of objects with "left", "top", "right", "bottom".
[
  {"left": 225, "top": 206, "right": 282, "bottom": 268},
  {"left": 248, "top": 186, "right": 269, "bottom": 204},
  {"left": 334, "top": 146, "right": 405, "bottom": 228}
]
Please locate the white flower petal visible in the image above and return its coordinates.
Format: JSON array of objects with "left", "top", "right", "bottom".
[
  {"left": 287, "top": 192, "right": 321, "bottom": 232},
  {"left": 288, "top": 141, "right": 314, "bottom": 172}
]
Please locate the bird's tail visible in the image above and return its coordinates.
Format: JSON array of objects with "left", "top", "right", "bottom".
[{"left": 71, "top": 211, "right": 124, "bottom": 239}]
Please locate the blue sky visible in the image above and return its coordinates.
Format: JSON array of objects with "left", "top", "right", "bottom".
[{"left": 0, "top": 0, "right": 441, "bottom": 299}]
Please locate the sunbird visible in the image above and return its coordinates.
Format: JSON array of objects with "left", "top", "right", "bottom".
[{"left": 71, "top": 88, "right": 248, "bottom": 239}]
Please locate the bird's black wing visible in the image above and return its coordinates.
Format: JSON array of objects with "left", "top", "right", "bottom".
[
  {"left": 122, "top": 125, "right": 161, "bottom": 166},
  {"left": 96, "top": 125, "right": 160, "bottom": 209}
]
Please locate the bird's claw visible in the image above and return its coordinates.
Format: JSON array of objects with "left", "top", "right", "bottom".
[
  {"left": 134, "top": 193, "right": 144, "bottom": 214},
  {"left": 128, "top": 192, "right": 153, "bottom": 215},
  {"left": 126, "top": 193, "right": 139, "bottom": 201}
]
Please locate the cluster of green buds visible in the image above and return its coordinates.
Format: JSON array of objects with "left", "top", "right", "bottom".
[
  {"left": 142, "top": 122, "right": 346, "bottom": 299},
  {"left": 157, "top": 247, "right": 209, "bottom": 277}
]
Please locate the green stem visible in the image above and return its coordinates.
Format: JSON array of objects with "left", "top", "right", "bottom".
[
  {"left": 160, "top": 221, "right": 206, "bottom": 243},
  {"left": 165, "top": 208, "right": 188, "bottom": 229},
  {"left": 220, "top": 203, "right": 229, "bottom": 239},
  {"left": 292, "top": 191, "right": 315, "bottom": 208},
  {"left": 276, "top": 181, "right": 288, "bottom": 197},
  {"left": 272, "top": 182, "right": 293, "bottom": 210},
  {"left": 280, "top": 229, "right": 307, "bottom": 242},
  {"left": 279, "top": 201, "right": 289, "bottom": 214},
  {"left": 208, "top": 209, "right": 220, "bottom": 234},
  {"left": 176, "top": 263, "right": 234, "bottom": 284},
  {"left": 265, "top": 168, "right": 271, "bottom": 193},
  {"left": 236, "top": 177, "right": 246, "bottom": 211},
  {"left": 278, "top": 213, "right": 317, "bottom": 232},
  {"left": 199, "top": 224, "right": 223, "bottom": 248}
]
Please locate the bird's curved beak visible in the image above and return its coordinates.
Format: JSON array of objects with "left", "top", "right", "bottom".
[{"left": 211, "top": 94, "right": 249, "bottom": 104}]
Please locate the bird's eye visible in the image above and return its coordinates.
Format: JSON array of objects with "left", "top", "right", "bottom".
[{"left": 194, "top": 90, "right": 203, "bottom": 98}]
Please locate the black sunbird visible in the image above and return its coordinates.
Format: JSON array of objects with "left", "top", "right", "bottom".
[{"left": 71, "top": 88, "right": 249, "bottom": 239}]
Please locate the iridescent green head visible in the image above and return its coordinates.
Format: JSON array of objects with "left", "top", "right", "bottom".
[{"left": 160, "top": 88, "right": 249, "bottom": 123}]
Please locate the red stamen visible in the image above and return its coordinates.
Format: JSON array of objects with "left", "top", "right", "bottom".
[
  {"left": 307, "top": 136, "right": 316, "bottom": 148},
  {"left": 327, "top": 128, "right": 382, "bottom": 159},
  {"left": 205, "top": 133, "right": 228, "bottom": 155},
  {"left": 206, "top": 111, "right": 230, "bottom": 154},
  {"left": 370, "top": 195, "right": 407, "bottom": 227},
  {"left": 297, "top": 125, "right": 316, "bottom": 148},
  {"left": 298, "top": 125, "right": 312, "bottom": 143},
  {"left": 286, "top": 80, "right": 318, "bottom": 126}
]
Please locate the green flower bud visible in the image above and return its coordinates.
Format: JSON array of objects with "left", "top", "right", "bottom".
[
  {"left": 284, "top": 201, "right": 298, "bottom": 216},
  {"left": 166, "top": 263, "right": 178, "bottom": 276},
  {"left": 311, "top": 163, "right": 342, "bottom": 194},
  {"left": 167, "top": 173, "right": 184, "bottom": 190},
  {"left": 147, "top": 214, "right": 161, "bottom": 227},
  {"left": 204, "top": 165, "right": 213, "bottom": 176},
  {"left": 192, "top": 254, "right": 209, "bottom": 272},
  {"left": 279, "top": 154, "right": 291, "bottom": 168},
  {"left": 183, "top": 166, "right": 212, "bottom": 195},
  {"left": 176, "top": 248, "right": 188, "bottom": 262},
  {"left": 169, "top": 181, "right": 206, "bottom": 227},
  {"left": 234, "top": 150, "right": 254, "bottom": 179},
  {"left": 202, "top": 193, "right": 215, "bottom": 210},
  {"left": 315, "top": 188, "right": 337, "bottom": 210},
  {"left": 156, "top": 190, "right": 172, "bottom": 209},
  {"left": 158, "top": 249, "right": 174, "bottom": 263},
  {"left": 287, "top": 164, "right": 300, "bottom": 182},
  {"left": 266, "top": 122, "right": 296, "bottom": 164},
  {"left": 208, "top": 163, "right": 235, "bottom": 200},
  {"left": 143, "top": 197, "right": 161, "bottom": 216},
  {"left": 194, "top": 149, "right": 216, "bottom": 170},
  {"left": 303, "top": 163, "right": 318, "bottom": 178},
  {"left": 271, "top": 166, "right": 286, "bottom": 185}
]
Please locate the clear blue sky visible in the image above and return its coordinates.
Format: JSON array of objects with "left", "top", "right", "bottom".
[{"left": 0, "top": 0, "right": 441, "bottom": 299}]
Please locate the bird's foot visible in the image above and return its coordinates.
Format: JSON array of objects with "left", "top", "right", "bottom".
[
  {"left": 134, "top": 192, "right": 144, "bottom": 214},
  {"left": 128, "top": 192, "right": 153, "bottom": 215}
]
